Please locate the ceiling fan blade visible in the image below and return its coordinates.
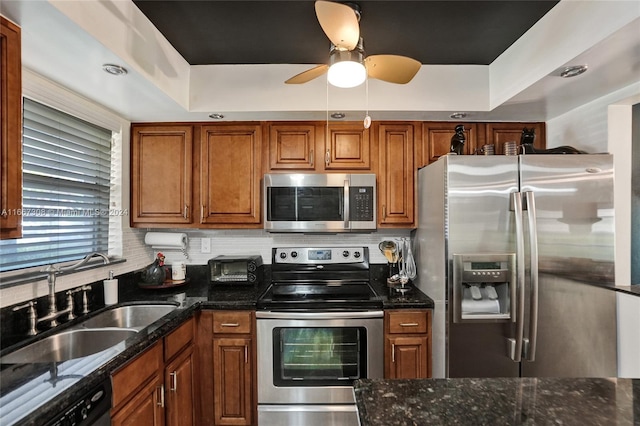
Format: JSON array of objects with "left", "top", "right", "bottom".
[
  {"left": 365, "top": 55, "right": 422, "bottom": 84},
  {"left": 315, "top": 0, "right": 359, "bottom": 51},
  {"left": 285, "top": 65, "right": 329, "bottom": 84}
]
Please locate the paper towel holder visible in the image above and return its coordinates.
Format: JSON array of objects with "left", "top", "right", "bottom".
[{"left": 144, "top": 232, "right": 189, "bottom": 259}]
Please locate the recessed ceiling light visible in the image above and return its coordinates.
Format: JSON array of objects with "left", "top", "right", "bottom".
[
  {"left": 330, "top": 112, "right": 346, "bottom": 119},
  {"left": 560, "top": 65, "right": 588, "bottom": 78},
  {"left": 450, "top": 112, "right": 467, "bottom": 119},
  {"left": 208, "top": 113, "right": 225, "bottom": 120},
  {"left": 102, "top": 64, "right": 128, "bottom": 76}
]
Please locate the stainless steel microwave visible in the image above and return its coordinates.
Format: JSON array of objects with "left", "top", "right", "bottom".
[{"left": 264, "top": 173, "right": 377, "bottom": 233}]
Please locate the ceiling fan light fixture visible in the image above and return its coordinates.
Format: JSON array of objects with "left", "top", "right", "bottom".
[{"left": 327, "top": 47, "right": 366, "bottom": 88}]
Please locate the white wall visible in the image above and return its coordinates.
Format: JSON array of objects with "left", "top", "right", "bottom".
[
  {"left": 617, "top": 292, "right": 640, "bottom": 377},
  {"left": 546, "top": 82, "right": 640, "bottom": 286}
]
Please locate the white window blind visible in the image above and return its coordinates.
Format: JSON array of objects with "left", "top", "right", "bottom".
[{"left": 0, "top": 98, "right": 112, "bottom": 272}]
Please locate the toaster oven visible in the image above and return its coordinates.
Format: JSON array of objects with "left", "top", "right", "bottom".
[{"left": 208, "top": 255, "right": 263, "bottom": 285}]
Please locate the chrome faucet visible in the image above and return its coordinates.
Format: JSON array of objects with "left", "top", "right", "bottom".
[{"left": 39, "top": 252, "right": 110, "bottom": 328}]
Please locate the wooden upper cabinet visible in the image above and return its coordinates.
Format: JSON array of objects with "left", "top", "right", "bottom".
[
  {"left": 324, "top": 122, "right": 371, "bottom": 170},
  {"left": 131, "top": 125, "right": 193, "bottom": 226},
  {"left": 485, "top": 122, "right": 546, "bottom": 155},
  {"left": 421, "top": 122, "right": 480, "bottom": 166},
  {"left": 267, "top": 122, "right": 316, "bottom": 170},
  {"left": 265, "top": 121, "right": 371, "bottom": 172},
  {"left": 0, "top": 17, "right": 22, "bottom": 239},
  {"left": 200, "top": 124, "right": 262, "bottom": 226},
  {"left": 377, "top": 122, "right": 416, "bottom": 227}
]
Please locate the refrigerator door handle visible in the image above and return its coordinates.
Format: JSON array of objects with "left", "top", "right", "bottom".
[
  {"left": 524, "top": 191, "right": 539, "bottom": 361},
  {"left": 507, "top": 191, "right": 526, "bottom": 362}
]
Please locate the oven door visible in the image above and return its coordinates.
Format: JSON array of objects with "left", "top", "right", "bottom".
[{"left": 256, "top": 311, "right": 383, "bottom": 405}]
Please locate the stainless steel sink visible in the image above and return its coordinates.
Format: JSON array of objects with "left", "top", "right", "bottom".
[
  {"left": 0, "top": 328, "right": 138, "bottom": 363},
  {"left": 78, "top": 304, "right": 177, "bottom": 330}
]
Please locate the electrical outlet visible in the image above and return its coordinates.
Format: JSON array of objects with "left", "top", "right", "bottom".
[{"left": 201, "top": 238, "right": 211, "bottom": 253}]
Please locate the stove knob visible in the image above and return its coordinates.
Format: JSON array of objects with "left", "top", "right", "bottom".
[
  {"left": 279, "top": 252, "right": 287, "bottom": 260},
  {"left": 353, "top": 251, "right": 361, "bottom": 258},
  {"left": 290, "top": 251, "right": 298, "bottom": 259},
  {"left": 342, "top": 250, "right": 350, "bottom": 258}
]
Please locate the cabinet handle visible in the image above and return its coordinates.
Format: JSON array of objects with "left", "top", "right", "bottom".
[
  {"left": 310, "top": 149, "right": 314, "bottom": 167},
  {"left": 201, "top": 205, "right": 205, "bottom": 223},
  {"left": 170, "top": 372, "right": 177, "bottom": 392},
  {"left": 157, "top": 385, "right": 165, "bottom": 407},
  {"left": 400, "top": 322, "right": 419, "bottom": 327},
  {"left": 392, "top": 344, "right": 396, "bottom": 363},
  {"left": 382, "top": 205, "right": 386, "bottom": 219},
  {"left": 221, "top": 322, "right": 239, "bottom": 327},
  {"left": 325, "top": 149, "right": 330, "bottom": 166},
  {"left": 245, "top": 345, "right": 248, "bottom": 364},
  {"left": 184, "top": 204, "right": 189, "bottom": 219}
]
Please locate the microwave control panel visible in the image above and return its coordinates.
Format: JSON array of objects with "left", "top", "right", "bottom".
[{"left": 349, "top": 186, "right": 374, "bottom": 221}]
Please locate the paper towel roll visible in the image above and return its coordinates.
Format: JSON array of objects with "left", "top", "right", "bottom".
[{"left": 144, "top": 232, "right": 188, "bottom": 251}]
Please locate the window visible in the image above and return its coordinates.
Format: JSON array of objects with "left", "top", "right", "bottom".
[{"left": 0, "top": 98, "right": 112, "bottom": 272}]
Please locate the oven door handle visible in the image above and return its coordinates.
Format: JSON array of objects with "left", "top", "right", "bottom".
[{"left": 256, "top": 310, "right": 384, "bottom": 320}]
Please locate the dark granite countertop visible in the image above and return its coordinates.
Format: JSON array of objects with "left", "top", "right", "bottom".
[
  {"left": 354, "top": 377, "right": 640, "bottom": 425},
  {"left": 0, "top": 263, "right": 433, "bottom": 425}
]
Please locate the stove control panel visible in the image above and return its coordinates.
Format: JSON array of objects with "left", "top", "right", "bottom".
[{"left": 274, "top": 247, "right": 367, "bottom": 264}]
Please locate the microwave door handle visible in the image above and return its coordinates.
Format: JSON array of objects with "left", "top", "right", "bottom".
[{"left": 344, "top": 180, "right": 350, "bottom": 229}]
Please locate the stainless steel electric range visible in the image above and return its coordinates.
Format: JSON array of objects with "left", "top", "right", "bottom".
[{"left": 256, "top": 247, "right": 383, "bottom": 426}]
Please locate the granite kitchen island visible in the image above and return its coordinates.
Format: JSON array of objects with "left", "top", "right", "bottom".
[{"left": 354, "top": 377, "right": 639, "bottom": 425}]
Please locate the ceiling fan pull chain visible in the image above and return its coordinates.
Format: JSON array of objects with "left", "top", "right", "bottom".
[{"left": 364, "top": 77, "right": 371, "bottom": 129}]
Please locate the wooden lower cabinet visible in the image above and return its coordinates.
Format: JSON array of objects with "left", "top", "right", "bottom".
[
  {"left": 111, "top": 374, "right": 165, "bottom": 426},
  {"left": 165, "top": 344, "right": 196, "bottom": 426},
  {"left": 198, "top": 310, "right": 256, "bottom": 426},
  {"left": 384, "top": 310, "right": 432, "bottom": 379},
  {"left": 213, "top": 337, "right": 253, "bottom": 425},
  {"left": 111, "top": 318, "right": 196, "bottom": 426}
]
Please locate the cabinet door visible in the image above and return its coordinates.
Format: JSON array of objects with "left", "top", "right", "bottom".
[
  {"left": 0, "top": 17, "right": 22, "bottom": 239},
  {"left": 324, "top": 122, "right": 371, "bottom": 170},
  {"left": 377, "top": 123, "right": 416, "bottom": 227},
  {"left": 385, "top": 335, "right": 430, "bottom": 379},
  {"left": 111, "top": 375, "right": 165, "bottom": 426},
  {"left": 421, "top": 122, "right": 479, "bottom": 166},
  {"left": 165, "top": 345, "right": 196, "bottom": 426},
  {"left": 131, "top": 125, "right": 193, "bottom": 226},
  {"left": 212, "top": 337, "right": 253, "bottom": 425},
  {"left": 485, "top": 122, "right": 545, "bottom": 155},
  {"left": 267, "top": 123, "right": 317, "bottom": 170},
  {"left": 200, "top": 125, "right": 262, "bottom": 226}
]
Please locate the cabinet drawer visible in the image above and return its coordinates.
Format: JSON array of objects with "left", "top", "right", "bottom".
[
  {"left": 112, "top": 341, "right": 163, "bottom": 409},
  {"left": 386, "top": 310, "right": 429, "bottom": 334},
  {"left": 164, "top": 317, "right": 194, "bottom": 361},
  {"left": 213, "top": 311, "right": 253, "bottom": 334}
]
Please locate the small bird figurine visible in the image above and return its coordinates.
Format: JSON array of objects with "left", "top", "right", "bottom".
[{"left": 450, "top": 125, "right": 466, "bottom": 155}]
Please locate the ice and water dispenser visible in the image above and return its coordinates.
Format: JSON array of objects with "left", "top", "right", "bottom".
[{"left": 452, "top": 253, "right": 516, "bottom": 323}]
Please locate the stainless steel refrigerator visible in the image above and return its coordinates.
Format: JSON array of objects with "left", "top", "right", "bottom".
[{"left": 413, "top": 154, "right": 617, "bottom": 378}]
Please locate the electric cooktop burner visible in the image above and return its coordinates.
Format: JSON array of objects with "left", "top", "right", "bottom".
[{"left": 256, "top": 247, "right": 382, "bottom": 311}]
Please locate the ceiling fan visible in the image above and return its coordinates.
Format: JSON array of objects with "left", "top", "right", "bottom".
[{"left": 285, "top": 0, "right": 422, "bottom": 88}]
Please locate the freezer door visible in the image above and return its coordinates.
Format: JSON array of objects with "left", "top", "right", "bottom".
[
  {"left": 519, "top": 154, "right": 616, "bottom": 377},
  {"left": 446, "top": 156, "right": 521, "bottom": 377}
]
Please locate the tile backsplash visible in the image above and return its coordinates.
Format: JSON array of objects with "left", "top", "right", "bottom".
[{"left": 0, "top": 228, "right": 410, "bottom": 309}]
